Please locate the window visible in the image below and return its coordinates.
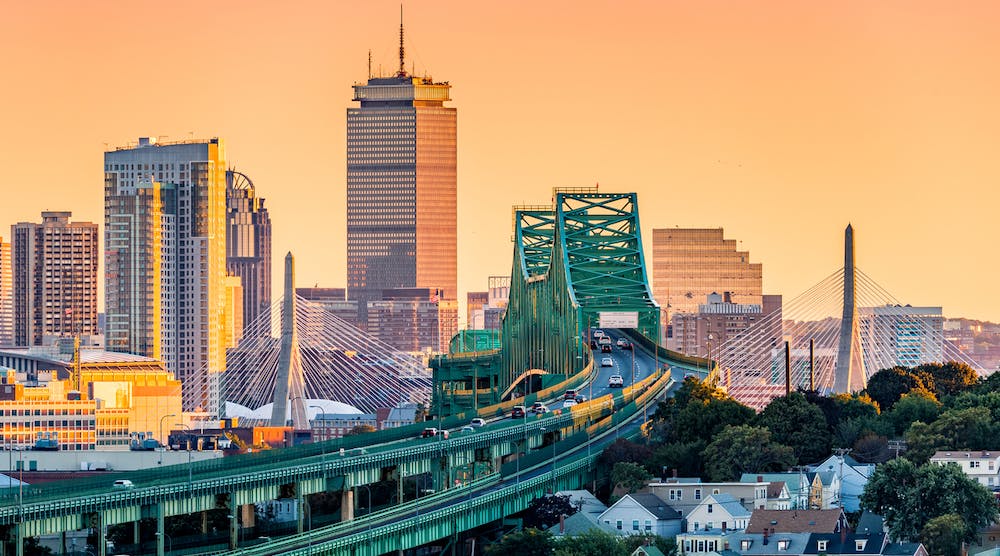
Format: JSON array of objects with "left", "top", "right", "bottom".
[
  {"left": 644, "top": 520, "right": 652, "bottom": 532},
  {"left": 713, "top": 488, "right": 720, "bottom": 494},
  {"left": 669, "top": 489, "right": 683, "bottom": 500},
  {"left": 633, "top": 520, "right": 640, "bottom": 531},
  {"left": 741, "top": 540, "right": 752, "bottom": 550},
  {"left": 616, "top": 520, "right": 622, "bottom": 530},
  {"left": 694, "top": 489, "right": 702, "bottom": 500},
  {"left": 818, "top": 540, "right": 828, "bottom": 551},
  {"left": 971, "top": 461, "right": 981, "bottom": 468},
  {"left": 707, "top": 504, "right": 713, "bottom": 513},
  {"left": 777, "top": 539, "right": 789, "bottom": 551},
  {"left": 856, "top": 540, "right": 867, "bottom": 551}
]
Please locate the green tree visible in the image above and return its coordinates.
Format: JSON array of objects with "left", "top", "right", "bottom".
[
  {"left": 702, "top": 425, "right": 795, "bottom": 481},
  {"left": 930, "top": 406, "right": 998, "bottom": 450},
  {"left": 920, "top": 514, "right": 966, "bottom": 556},
  {"left": 673, "top": 396, "right": 754, "bottom": 444},
  {"left": 888, "top": 389, "right": 941, "bottom": 435},
  {"left": 756, "top": 392, "right": 831, "bottom": 464},
  {"left": 650, "top": 440, "right": 706, "bottom": 479},
  {"left": 833, "top": 415, "right": 894, "bottom": 450},
  {"left": 902, "top": 421, "right": 946, "bottom": 465},
  {"left": 833, "top": 393, "right": 881, "bottom": 421},
  {"left": 864, "top": 367, "right": 933, "bottom": 412},
  {"left": 486, "top": 528, "right": 555, "bottom": 556},
  {"left": 851, "top": 433, "right": 890, "bottom": 464},
  {"left": 861, "top": 458, "right": 998, "bottom": 543},
  {"left": 611, "top": 462, "right": 653, "bottom": 494},
  {"left": 554, "top": 529, "right": 628, "bottom": 556},
  {"left": 946, "top": 391, "right": 1000, "bottom": 421},
  {"left": 343, "top": 424, "right": 377, "bottom": 437},
  {"left": 917, "top": 362, "right": 979, "bottom": 398}
]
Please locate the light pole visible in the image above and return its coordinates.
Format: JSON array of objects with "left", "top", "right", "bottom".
[
  {"left": 308, "top": 405, "right": 325, "bottom": 463},
  {"left": 359, "top": 484, "right": 373, "bottom": 533},
  {"left": 158, "top": 413, "right": 176, "bottom": 465},
  {"left": 155, "top": 531, "right": 171, "bottom": 555}
]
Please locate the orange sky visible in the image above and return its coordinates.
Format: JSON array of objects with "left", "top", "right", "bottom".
[{"left": 1, "top": 1, "right": 998, "bottom": 322}]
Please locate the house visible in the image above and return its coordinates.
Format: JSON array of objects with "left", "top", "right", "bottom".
[
  {"left": 746, "top": 509, "right": 847, "bottom": 536},
  {"left": 598, "top": 493, "right": 682, "bottom": 537},
  {"left": 687, "top": 493, "right": 752, "bottom": 533},
  {"left": 802, "top": 533, "right": 887, "bottom": 556},
  {"left": 632, "top": 546, "right": 667, "bottom": 556},
  {"left": 765, "top": 481, "right": 791, "bottom": 510},
  {"left": 855, "top": 511, "right": 885, "bottom": 536},
  {"left": 807, "top": 455, "right": 875, "bottom": 512},
  {"left": 728, "top": 532, "right": 812, "bottom": 555},
  {"left": 549, "top": 511, "right": 620, "bottom": 539},
  {"left": 929, "top": 451, "right": 1000, "bottom": 489},
  {"left": 677, "top": 529, "right": 739, "bottom": 555},
  {"left": 557, "top": 489, "right": 608, "bottom": 517},
  {"left": 723, "top": 531, "right": 926, "bottom": 556},
  {"left": 740, "top": 473, "right": 840, "bottom": 509},
  {"left": 647, "top": 477, "right": 770, "bottom": 517}
]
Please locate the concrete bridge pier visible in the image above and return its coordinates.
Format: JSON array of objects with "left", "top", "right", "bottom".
[
  {"left": 156, "top": 504, "right": 165, "bottom": 556},
  {"left": 295, "top": 488, "right": 304, "bottom": 534},
  {"left": 340, "top": 489, "right": 354, "bottom": 521},
  {"left": 14, "top": 523, "right": 23, "bottom": 556}
]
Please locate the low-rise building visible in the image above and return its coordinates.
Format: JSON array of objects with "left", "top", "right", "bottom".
[
  {"left": 311, "top": 413, "right": 377, "bottom": 441},
  {"left": 647, "top": 477, "right": 769, "bottom": 517},
  {"left": 746, "top": 508, "right": 847, "bottom": 536},
  {"left": 686, "top": 493, "right": 751, "bottom": 533},
  {"left": 598, "top": 493, "right": 682, "bottom": 537},
  {"left": 740, "top": 472, "right": 841, "bottom": 509},
  {"left": 808, "top": 455, "right": 875, "bottom": 511},
  {"left": 929, "top": 450, "right": 1000, "bottom": 489}
]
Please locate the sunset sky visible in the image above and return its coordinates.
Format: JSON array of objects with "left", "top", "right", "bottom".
[{"left": 1, "top": 1, "right": 997, "bottom": 322}]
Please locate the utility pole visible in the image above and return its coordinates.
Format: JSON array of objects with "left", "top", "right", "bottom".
[{"left": 833, "top": 448, "right": 851, "bottom": 509}]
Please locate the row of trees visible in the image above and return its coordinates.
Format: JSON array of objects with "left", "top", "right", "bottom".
[{"left": 485, "top": 528, "right": 676, "bottom": 556}]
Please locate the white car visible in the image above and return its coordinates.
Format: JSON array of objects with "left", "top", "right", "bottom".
[
  {"left": 469, "top": 418, "right": 486, "bottom": 428},
  {"left": 601, "top": 357, "right": 614, "bottom": 367},
  {"left": 563, "top": 399, "right": 577, "bottom": 408},
  {"left": 593, "top": 329, "right": 605, "bottom": 339},
  {"left": 608, "top": 375, "right": 624, "bottom": 388}
]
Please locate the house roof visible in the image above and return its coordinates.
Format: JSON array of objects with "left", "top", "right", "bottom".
[
  {"left": 855, "top": 511, "right": 885, "bottom": 535},
  {"left": 629, "top": 493, "right": 682, "bottom": 520},
  {"left": 805, "top": 533, "right": 887, "bottom": 555},
  {"left": 741, "top": 473, "right": 806, "bottom": 494},
  {"left": 706, "top": 493, "right": 752, "bottom": 518},
  {"left": 557, "top": 490, "right": 608, "bottom": 515},
  {"left": 632, "top": 547, "right": 666, "bottom": 556},
  {"left": 930, "top": 450, "right": 1000, "bottom": 460},
  {"left": 731, "top": 533, "right": 811, "bottom": 555},
  {"left": 747, "top": 509, "right": 844, "bottom": 534},
  {"left": 549, "top": 511, "right": 619, "bottom": 538},
  {"left": 766, "top": 481, "right": 787, "bottom": 499},
  {"left": 809, "top": 471, "right": 837, "bottom": 487}
]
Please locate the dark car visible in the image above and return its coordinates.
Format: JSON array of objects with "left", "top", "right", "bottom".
[
  {"left": 574, "top": 394, "right": 587, "bottom": 403},
  {"left": 511, "top": 406, "right": 526, "bottom": 419},
  {"left": 590, "top": 340, "right": 598, "bottom": 349}
]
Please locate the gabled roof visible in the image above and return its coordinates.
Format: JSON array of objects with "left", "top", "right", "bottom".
[
  {"left": 766, "top": 481, "right": 788, "bottom": 499},
  {"left": 731, "top": 533, "right": 811, "bottom": 555},
  {"left": 557, "top": 490, "right": 608, "bottom": 515},
  {"left": 805, "top": 533, "right": 887, "bottom": 555},
  {"left": 741, "top": 473, "right": 806, "bottom": 494},
  {"left": 704, "top": 493, "right": 751, "bottom": 518},
  {"left": 747, "top": 509, "right": 845, "bottom": 534},
  {"left": 549, "top": 511, "right": 619, "bottom": 538},
  {"left": 631, "top": 493, "right": 682, "bottom": 520},
  {"left": 632, "top": 547, "right": 666, "bottom": 556},
  {"left": 808, "top": 471, "right": 837, "bottom": 488},
  {"left": 855, "top": 511, "right": 885, "bottom": 536}
]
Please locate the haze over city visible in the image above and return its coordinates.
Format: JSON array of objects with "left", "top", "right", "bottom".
[{"left": 1, "top": 0, "right": 997, "bottom": 321}]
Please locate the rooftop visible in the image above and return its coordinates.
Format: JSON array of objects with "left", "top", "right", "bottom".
[
  {"left": 629, "top": 493, "right": 682, "bottom": 520},
  {"left": 931, "top": 450, "right": 1000, "bottom": 460},
  {"left": 747, "top": 509, "right": 845, "bottom": 534}
]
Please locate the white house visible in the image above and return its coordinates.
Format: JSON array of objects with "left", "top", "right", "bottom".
[
  {"left": 765, "top": 481, "right": 792, "bottom": 510},
  {"left": 647, "top": 478, "right": 769, "bottom": 517},
  {"left": 686, "top": 493, "right": 751, "bottom": 533},
  {"left": 929, "top": 451, "right": 1000, "bottom": 489},
  {"left": 598, "top": 493, "right": 682, "bottom": 537},
  {"left": 676, "top": 530, "right": 738, "bottom": 555},
  {"left": 809, "top": 455, "right": 874, "bottom": 512}
]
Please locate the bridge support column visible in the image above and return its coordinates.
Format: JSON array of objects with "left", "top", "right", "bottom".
[
  {"left": 96, "top": 514, "right": 106, "bottom": 556},
  {"left": 340, "top": 489, "right": 354, "bottom": 521},
  {"left": 14, "top": 523, "right": 23, "bottom": 556},
  {"left": 133, "top": 520, "right": 140, "bottom": 545},
  {"left": 201, "top": 510, "right": 209, "bottom": 534},
  {"left": 296, "top": 488, "right": 304, "bottom": 534},
  {"left": 155, "top": 504, "right": 165, "bottom": 556}
]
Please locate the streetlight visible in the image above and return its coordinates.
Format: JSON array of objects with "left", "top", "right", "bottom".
[
  {"left": 358, "top": 484, "right": 373, "bottom": 533},
  {"left": 155, "top": 531, "right": 172, "bottom": 555},
  {"left": 308, "top": 405, "right": 325, "bottom": 463},
  {"left": 158, "top": 413, "right": 176, "bottom": 465}
]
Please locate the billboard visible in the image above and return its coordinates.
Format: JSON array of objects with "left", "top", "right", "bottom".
[{"left": 599, "top": 311, "right": 639, "bottom": 329}]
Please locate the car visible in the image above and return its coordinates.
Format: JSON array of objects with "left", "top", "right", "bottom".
[
  {"left": 511, "top": 406, "right": 526, "bottom": 419},
  {"left": 469, "top": 418, "right": 486, "bottom": 428},
  {"left": 593, "top": 329, "right": 605, "bottom": 339},
  {"left": 574, "top": 394, "right": 587, "bottom": 403},
  {"left": 460, "top": 426, "right": 475, "bottom": 433},
  {"left": 563, "top": 399, "right": 577, "bottom": 408},
  {"left": 534, "top": 405, "right": 550, "bottom": 414},
  {"left": 609, "top": 375, "right": 624, "bottom": 388},
  {"left": 563, "top": 389, "right": 577, "bottom": 400},
  {"left": 420, "top": 427, "right": 439, "bottom": 438},
  {"left": 601, "top": 357, "right": 614, "bottom": 367},
  {"left": 590, "top": 340, "right": 598, "bottom": 349},
  {"left": 616, "top": 338, "right": 630, "bottom": 349},
  {"left": 531, "top": 401, "right": 545, "bottom": 411},
  {"left": 601, "top": 344, "right": 613, "bottom": 353},
  {"left": 112, "top": 479, "right": 134, "bottom": 490}
]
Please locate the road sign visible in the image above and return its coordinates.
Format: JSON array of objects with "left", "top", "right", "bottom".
[{"left": 599, "top": 311, "right": 638, "bottom": 328}]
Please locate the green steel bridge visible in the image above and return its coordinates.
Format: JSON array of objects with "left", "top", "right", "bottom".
[{"left": 0, "top": 192, "right": 715, "bottom": 556}]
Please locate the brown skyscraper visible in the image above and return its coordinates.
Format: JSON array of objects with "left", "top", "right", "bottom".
[
  {"left": 12, "top": 211, "right": 99, "bottom": 346},
  {"left": 346, "top": 21, "right": 457, "bottom": 328}
]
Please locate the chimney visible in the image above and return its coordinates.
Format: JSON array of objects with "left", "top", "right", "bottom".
[
  {"left": 763, "top": 529, "right": 769, "bottom": 545},
  {"left": 757, "top": 475, "right": 763, "bottom": 482},
  {"left": 560, "top": 514, "right": 566, "bottom": 534}
]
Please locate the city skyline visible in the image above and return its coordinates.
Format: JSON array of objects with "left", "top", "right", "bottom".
[{"left": 1, "top": 1, "right": 998, "bottom": 321}]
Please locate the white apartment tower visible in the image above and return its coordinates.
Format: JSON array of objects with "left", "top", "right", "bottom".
[{"left": 104, "top": 137, "right": 228, "bottom": 413}]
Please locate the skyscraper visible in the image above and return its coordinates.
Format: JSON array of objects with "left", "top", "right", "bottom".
[
  {"left": 11, "top": 212, "right": 99, "bottom": 346},
  {"left": 346, "top": 20, "right": 457, "bottom": 327},
  {"left": 651, "top": 228, "right": 763, "bottom": 341},
  {"left": 0, "top": 237, "right": 11, "bottom": 346},
  {"left": 226, "top": 169, "right": 271, "bottom": 336},
  {"left": 104, "top": 137, "right": 228, "bottom": 412}
]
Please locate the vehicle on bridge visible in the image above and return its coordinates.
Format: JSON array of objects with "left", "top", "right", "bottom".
[
  {"left": 616, "top": 338, "right": 632, "bottom": 349},
  {"left": 609, "top": 374, "right": 624, "bottom": 388},
  {"left": 112, "top": 479, "right": 134, "bottom": 490},
  {"left": 601, "top": 357, "right": 614, "bottom": 367},
  {"left": 574, "top": 394, "right": 587, "bottom": 403},
  {"left": 469, "top": 418, "right": 486, "bottom": 428},
  {"left": 599, "top": 337, "right": 613, "bottom": 352},
  {"left": 563, "top": 389, "right": 577, "bottom": 400},
  {"left": 593, "top": 329, "right": 605, "bottom": 339},
  {"left": 511, "top": 405, "right": 526, "bottom": 418},
  {"left": 563, "top": 399, "right": 577, "bottom": 408}
]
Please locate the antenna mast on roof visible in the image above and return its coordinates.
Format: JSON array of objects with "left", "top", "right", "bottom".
[
  {"left": 397, "top": 4, "right": 406, "bottom": 77},
  {"left": 368, "top": 49, "right": 372, "bottom": 79}
]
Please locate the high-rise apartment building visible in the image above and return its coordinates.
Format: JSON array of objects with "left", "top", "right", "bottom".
[
  {"left": 346, "top": 26, "right": 457, "bottom": 327},
  {"left": 226, "top": 169, "right": 271, "bottom": 335},
  {"left": 12, "top": 212, "right": 99, "bottom": 346},
  {"left": 651, "top": 228, "right": 763, "bottom": 339},
  {"left": 367, "top": 288, "right": 458, "bottom": 353},
  {"left": 0, "top": 237, "right": 11, "bottom": 346},
  {"left": 860, "top": 305, "right": 944, "bottom": 369},
  {"left": 104, "top": 137, "right": 228, "bottom": 412}
]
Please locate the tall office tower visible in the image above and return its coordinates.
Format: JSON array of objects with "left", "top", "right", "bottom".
[
  {"left": 225, "top": 170, "right": 271, "bottom": 335},
  {"left": 651, "top": 228, "right": 762, "bottom": 340},
  {"left": 0, "top": 237, "right": 11, "bottom": 346},
  {"left": 105, "top": 137, "right": 228, "bottom": 413},
  {"left": 367, "top": 288, "right": 458, "bottom": 353},
  {"left": 11, "top": 212, "right": 99, "bottom": 346},
  {"left": 346, "top": 21, "right": 457, "bottom": 327}
]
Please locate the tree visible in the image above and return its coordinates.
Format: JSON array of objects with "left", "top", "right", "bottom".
[
  {"left": 833, "top": 415, "right": 894, "bottom": 450},
  {"left": 851, "top": 434, "right": 890, "bottom": 464},
  {"left": 343, "top": 424, "right": 377, "bottom": 437},
  {"left": 861, "top": 458, "right": 998, "bottom": 543},
  {"left": 523, "top": 494, "right": 577, "bottom": 530},
  {"left": 864, "top": 366, "right": 933, "bottom": 412},
  {"left": 611, "top": 462, "right": 653, "bottom": 494},
  {"left": 888, "top": 389, "right": 941, "bottom": 435},
  {"left": 701, "top": 425, "right": 795, "bottom": 481},
  {"left": 920, "top": 514, "right": 966, "bottom": 556},
  {"left": 486, "top": 528, "right": 555, "bottom": 556},
  {"left": 902, "top": 421, "right": 946, "bottom": 465},
  {"left": 554, "top": 529, "right": 628, "bottom": 556},
  {"left": 756, "top": 392, "right": 831, "bottom": 464},
  {"left": 673, "top": 396, "right": 754, "bottom": 444},
  {"left": 650, "top": 440, "right": 706, "bottom": 479},
  {"left": 916, "top": 362, "right": 979, "bottom": 398}
]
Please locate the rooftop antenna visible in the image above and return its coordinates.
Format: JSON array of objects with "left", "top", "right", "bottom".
[
  {"left": 397, "top": 4, "right": 406, "bottom": 77},
  {"left": 368, "top": 49, "right": 372, "bottom": 79}
]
